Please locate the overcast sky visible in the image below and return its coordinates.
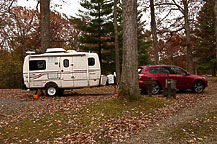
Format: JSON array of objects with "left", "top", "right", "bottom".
[
  {"left": 17, "top": 0, "right": 81, "bottom": 17},
  {"left": 17, "top": 0, "right": 151, "bottom": 29}
]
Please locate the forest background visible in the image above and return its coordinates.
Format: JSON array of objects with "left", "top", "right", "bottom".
[{"left": 0, "top": 0, "right": 216, "bottom": 89}]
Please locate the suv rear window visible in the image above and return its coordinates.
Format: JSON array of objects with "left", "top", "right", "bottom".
[
  {"left": 138, "top": 67, "right": 143, "bottom": 74},
  {"left": 148, "top": 67, "right": 170, "bottom": 74},
  {"left": 170, "top": 67, "right": 186, "bottom": 75}
]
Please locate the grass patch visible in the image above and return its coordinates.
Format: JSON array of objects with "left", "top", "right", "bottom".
[
  {"left": 0, "top": 97, "right": 168, "bottom": 143},
  {"left": 208, "top": 76, "right": 217, "bottom": 82},
  {"left": 168, "top": 110, "right": 217, "bottom": 143},
  {"left": 65, "top": 86, "right": 115, "bottom": 95},
  {"left": 0, "top": 110, "right": 77, "bottom": 143}
]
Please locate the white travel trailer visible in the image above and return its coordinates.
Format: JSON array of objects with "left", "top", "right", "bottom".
[{"left": 23, "top": 48, "right": 107, "bottom": 96}]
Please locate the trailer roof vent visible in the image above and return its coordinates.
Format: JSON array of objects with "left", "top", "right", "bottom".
[
  {"left": 67, "top": 50, "right": 77, "bottom": 53},
  {"left": 46, "top": 48, "right": 66, "bottom": 53},
  {"left": 26, "top": 51, "right": 36, "bottom": 55}
]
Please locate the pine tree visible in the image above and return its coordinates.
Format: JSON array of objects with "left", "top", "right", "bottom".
[
  {"left": 196, "top": 0, "right": 216, "bottom": 75},
  {"left": 76, "top": 0, "right": 114, "bottom": 73},
  {"left": 76, "top": 0, "right": 150, "bottom": 74},
  {"left": 137, "top": 10, "right": 151, "bottom": 66}
]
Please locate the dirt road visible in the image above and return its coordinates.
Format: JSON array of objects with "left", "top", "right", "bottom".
[{"left": 126, "top": 93, "right": 217, "bottom": 144}]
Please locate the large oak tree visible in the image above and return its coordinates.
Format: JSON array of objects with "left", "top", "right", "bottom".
[
  {"left": 118, "top": 0, "right": 140, "bottom": 101},
  {"left": 40, "top": 0, "right": 50, "bottom": 53},
  {"left": 215, "top": 0, "right": 217, "bottom": 64},
  {"left": 114, "top": 0, "right": 121, "bottom": 83},
  {"left": 152, "top": 0, "right": 203, "bottom": 73},
  {"left": 150, "top": 0, "right": 159, "bottom": 64},
  {"left": 183, "top": 0, "right": 193, "bottom": 74}
]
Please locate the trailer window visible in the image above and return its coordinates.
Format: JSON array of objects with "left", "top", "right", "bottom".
[
  {"left": 29, "top": 60, "right": 46, "bottom": 71},
  {"left": 63, "top": 59, "right": 69, "bottom": 68},
  {"left": 88, "top": 58, "right": 95, "bottom": 66}
]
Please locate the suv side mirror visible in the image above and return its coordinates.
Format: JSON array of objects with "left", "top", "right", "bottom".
[{"left": 185, "top": 73, "right": 190, "bottom": 76}]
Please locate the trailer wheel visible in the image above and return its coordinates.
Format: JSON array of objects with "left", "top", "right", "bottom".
[{"left": 45, "top": 83, "right": 59, "bottom": 96}]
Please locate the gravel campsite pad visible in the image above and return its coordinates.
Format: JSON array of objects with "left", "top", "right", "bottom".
[
  {"left": 0, "top": 87, "right": 114, "bottom": 128},
  {"left": 0, "top": 81, "right": 217, "bottom": 143}
]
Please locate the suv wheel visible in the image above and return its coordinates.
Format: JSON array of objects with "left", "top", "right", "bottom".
[
  {"left": 152, "top": 84, "right": 161, "bottom": 95},
  {"left": 192, "top": 81, "right": 204, "bottom": 93}
]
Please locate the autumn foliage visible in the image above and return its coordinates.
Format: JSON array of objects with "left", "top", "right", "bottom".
[
  {"left": 0, "top": 0, "right": 216, "bottom": 88},
  {"left": 0, "top": 5, "right": 80, "bottom": 88}
]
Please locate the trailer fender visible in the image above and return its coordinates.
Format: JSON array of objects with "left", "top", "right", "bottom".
[{"left": 45, "top": 82, "right": 59, "bottom": 96}]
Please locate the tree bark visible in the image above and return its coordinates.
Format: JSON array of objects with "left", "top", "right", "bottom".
[
  {"left": 215, "top": 0, "right": 217, "bottom": 74},
  {"left": 150, "top": 0, "right": 159, "bottom": 65},
  {"left": 119, "top": 0, "right": 140, "bottom": 101},
  {"left": 183, "top": 0, "right": 194, "bottom": 73},
  {"left": 40, "top": 0, "right": 50, "bottom": 53},
  {"left": 98, "top": 2, "right": 103, "bottom": 65},
  {"left": 114, "top": 0, "right": 120, "bottom": 83}
]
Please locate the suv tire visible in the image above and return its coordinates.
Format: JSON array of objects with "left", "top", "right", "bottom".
[
  {"left": 152, "top": 83, "right": 161, "bottom": 95},
  {"left": 192, "top": 81, "right": 204, "bottom": 93}
]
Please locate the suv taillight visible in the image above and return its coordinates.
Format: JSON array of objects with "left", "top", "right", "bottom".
[{"left": 139, "top": 74, "right": 144, "bottom": 80}]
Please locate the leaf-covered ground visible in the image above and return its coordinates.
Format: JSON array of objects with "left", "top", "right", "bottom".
[
  {"left": 127, "top": 87, "right": 217, "bottom": 144},
  {"left": 0, "top": 78, "right": 217, "bottom": 143}
]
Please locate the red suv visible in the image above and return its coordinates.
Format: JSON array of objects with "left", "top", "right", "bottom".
[{"left": 138, "top": 65, "right": 208, "bottom": 94}]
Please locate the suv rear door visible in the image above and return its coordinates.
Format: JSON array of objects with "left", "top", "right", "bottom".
[
  {"left": 147, "top": 66, "right": 170, "bottom": 88},
  {"left": 168, "top": 66, "right": 192, "bottom": 88}
]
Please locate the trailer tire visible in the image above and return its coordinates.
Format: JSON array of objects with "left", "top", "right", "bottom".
[{"left": 45, "top": 83, "right": 59, "bottom": 96}]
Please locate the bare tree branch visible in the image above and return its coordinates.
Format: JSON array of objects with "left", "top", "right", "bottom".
[
  {"left": 158, "top": 26, "right": 185, "bottom": 34},
  {"left": 172, "top": 0, "right": 184, "bottom": 14},
  {"left": 160, "top": 8, "right": 180, "bottom": 21},
  {"left": 8, "top": 0, "right": 16, "bottom": 13},
  {"left": 36, "top": 1, "right": 39, "bottom": 10}
]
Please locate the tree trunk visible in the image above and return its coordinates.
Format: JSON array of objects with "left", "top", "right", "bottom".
[
  {"left": 114, "top": 0, "right": 120, "bottom": 83},
  {"left": 150, "top": 0, "right": 159, "bottom": 64},
  {"left": 215, "top": 0, "right": 217, "bottom": 76},
  {"left": 119, "top": 0, "right": 140, "bottom": 101},
  {"left": 40, "top": 0, "right": 50, "bottom": 53},
  {"left": 183, "top": 0, "right": 194, "bottom": 73},
  {"left": 98, "top": 42, "right": 102, "bottom": 65},
  {"left": 98, "top": 2, "right": 102, "bottom": 65},
  {"left": 212, "top": 67, "right": 216, "bottom": 76}
]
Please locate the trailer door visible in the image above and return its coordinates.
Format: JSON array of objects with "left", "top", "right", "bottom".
[
  {"left": 60, "top": 57, "right": 74, "bottom": 88},
  {"left": 73, "top": 55, "right": 88, "bottom": 87},
  {"left": 88, "top": 56, "right": 101, "bottom": 87}
]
